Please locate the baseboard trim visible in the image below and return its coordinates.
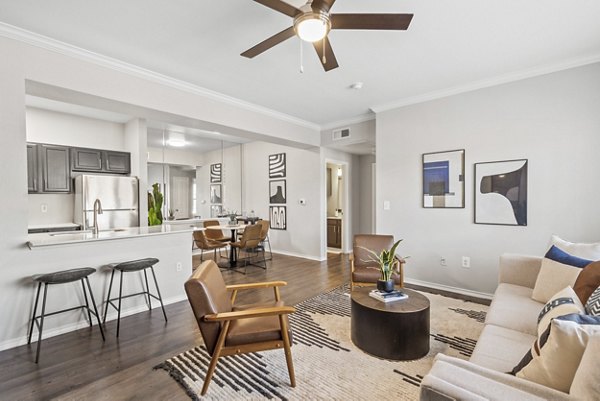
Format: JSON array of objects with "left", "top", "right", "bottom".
[
  {"left": 404, "top": 278, "right": 494, "bottom": 301},
  {"left": 271, "top": 249, "right": 325, "bottom": 262},
  {"left": 0, "top": 294, "right": 188, "bottom": 352}
]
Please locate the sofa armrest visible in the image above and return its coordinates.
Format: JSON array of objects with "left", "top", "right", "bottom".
[
  {"left": 498, "top": 254, "right": 542, "bottom": 289},
  {"left": 420, "top": 354, "right": 572, "bottom": 401}
]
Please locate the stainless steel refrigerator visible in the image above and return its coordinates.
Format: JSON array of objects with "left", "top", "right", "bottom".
[{"left": 74, "top": 175, "right": 139, "bottom": 230}]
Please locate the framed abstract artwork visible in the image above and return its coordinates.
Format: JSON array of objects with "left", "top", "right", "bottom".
[
  {"left": 474, "top": 159, "right": 528, "bottom": 226},
  {"left": 422, "top": 149, "right": 465, "bottom": 208},
  {"left": 210, "top": 163, "right": 222, "bottom": 183},
  {"left": 210, "top": 205, "right": 222, "bottom": 218},
  {"left": 210, "top": 184, "right": 222, "bottom": 204},
  {"left": 269, "top": 153, "right": 286, "bottom": 178},
  {"left": 269, "top": 206, "right": 287, "bottom": 230},
  {"left": 269, "top": 180, "right": 286, "bottom": 204}
]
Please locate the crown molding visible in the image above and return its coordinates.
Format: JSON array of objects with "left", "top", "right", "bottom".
[
  {"left": 320, "top": 112, "right": 375, "bottom": 131},
  {"left": 371, "top": 54, "right": 600, "bottom": 114},
  {"left": 0, "top": 22, "right": 321, "bottom": 132}
]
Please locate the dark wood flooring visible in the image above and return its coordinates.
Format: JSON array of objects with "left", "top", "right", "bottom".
[{"left": 0, "top": 252, "right": 350, "bottom": 401}]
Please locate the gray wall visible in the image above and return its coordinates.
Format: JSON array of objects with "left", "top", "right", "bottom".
[
  {"left": 359, "top": 154, "right": 376, "bottom": 234},
  {"left": 377, "top": 62, "right": 600, "bottom": 296}
]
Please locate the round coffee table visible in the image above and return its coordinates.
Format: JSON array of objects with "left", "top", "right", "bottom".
[{"left": 351, "top": 287, "right": 430, "bottom": 361}]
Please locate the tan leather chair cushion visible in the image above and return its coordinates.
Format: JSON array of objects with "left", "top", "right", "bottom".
[
  {"left": 353, "top": 234, "right": 394, "bottom": 269},
  {"left": 185, "top": 261, "right": 233, "bottom": 354},
  {"left": 227, "top": 313, "right": 291, "bottom": 347},
  {"left": 352, "top": 267, "right": 402, "bottom": 284}
]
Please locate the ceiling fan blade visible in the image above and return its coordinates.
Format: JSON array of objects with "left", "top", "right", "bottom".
[
  {"left": 253, "top": 0, "right": 301, "bottom": 17},
  {"left": 313, "top": 36, "right": 339, "bottom": 72},
  {"left": 311, "top": 0, "right": 337, "bottom": 13},
  {"left": 241, "top": 26, "right": 296, "bottom": 58},
  {"left": 331, "top": 14, "right": 413, "bottom": 30}
]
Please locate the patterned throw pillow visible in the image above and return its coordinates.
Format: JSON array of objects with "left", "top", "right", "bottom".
[
  {"left": 537, "top": 286, "right": 584, "bottom": 337},
  {"left": 512, "top": 313, "right": 600, "bottom": 393},
  {"left": 531, "top": 246, "right": 593, "bottom": 303},
  {"left": 586, "top": 286, "right": 600, "bottom": 316}
]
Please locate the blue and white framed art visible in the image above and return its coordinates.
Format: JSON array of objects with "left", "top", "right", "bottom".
[
  {"left": 422, "top": 149, "right": 465, "bottom": 208},
  {"left": 474, "top": 159, "right": 528, "bottom": 226}
]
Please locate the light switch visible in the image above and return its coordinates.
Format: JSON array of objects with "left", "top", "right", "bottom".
[
  {"left": 41, "top": 204, "right": 48, "bottom": 213},
  {"left": 383, "top": 201, "right": 390, "bottom": 210}
]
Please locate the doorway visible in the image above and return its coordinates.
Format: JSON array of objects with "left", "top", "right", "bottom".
[{"left": 326, "top": 162, "right": 346, "bottom": 253}]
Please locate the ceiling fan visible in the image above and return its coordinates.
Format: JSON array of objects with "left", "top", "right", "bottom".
[{"left": 241, "top": 0, "right": 413, "bottom": 72}]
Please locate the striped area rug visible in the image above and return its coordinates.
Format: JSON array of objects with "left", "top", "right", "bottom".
[{"left": 155, "top": 285, "right": 488, "bottom": 400}]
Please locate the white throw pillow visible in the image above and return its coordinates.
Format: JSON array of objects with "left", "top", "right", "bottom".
[
  {"left": 570, "top": 334, "right": 600, "bottom": 400},
  {"left": 550, "top": 234, "right": 600, "bottom": 260},
  {"left": 516, "top": 314, "right": 600, "bottom": 393},
  {"left": 537, "top": 286, "right": 584, "bottom": 337}
]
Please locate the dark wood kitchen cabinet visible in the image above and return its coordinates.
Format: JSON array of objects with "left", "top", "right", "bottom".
[
  {"left": 40, "top": 144, "right": 71, "bottom": 193},
  {"left": 71, "top": 147, "right": 130, "bottom": 174},
  {"left": 327, "top": 218, "right": 342, "bottom": 248},
  {"left": 103, "top": 151, "right": 130, "bottom": 174},
  {"left": 27, "top": 143, "right": 39, "bottom": 193},
  {"left": 71, "top": 147, "right": 103, "bottom": 171}
]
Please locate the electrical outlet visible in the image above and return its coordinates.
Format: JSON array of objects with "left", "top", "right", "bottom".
[
  {"left": 383, "top": 201, "right": 390, "bottom": 210},
  {"left": 440, "top": 258, "right": 447, "bottom": 267},
  {"left": 462, "top": 256, "right": 471, "bottom": 268},
  {"left": 41, "top": 204, "right": 48, "bottom": 213},
  {"left": 176, "top": 262, "right": 182, "bottom": 272}
]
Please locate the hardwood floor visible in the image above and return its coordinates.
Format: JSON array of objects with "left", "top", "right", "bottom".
[{"left": 0, "top": 252, "right": 350, "bottom": 401}]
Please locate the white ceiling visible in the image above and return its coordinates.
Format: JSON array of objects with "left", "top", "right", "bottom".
[{"left": 3, "top": 1, "right": 600, "bottom": 127}]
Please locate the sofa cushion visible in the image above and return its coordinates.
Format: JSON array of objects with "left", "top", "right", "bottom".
[
  {"left": 514, "top": 313, "right": 600, "bottom": 393},
  {"left": 570, "top": 334, "right": 600, "bottom": 400},
  {"left": 537, "top": 286, "right": 584, "bottom": 337},
  {"left": 470, "top": 324, "right": 536, "bottom": 372},
  {"left": 531, "top": 246, "right": 592, "bottom": 303},
  {"left": 551, "top": 234, "right": 600, "bottom": 260},
  {"left": 585, "top": 285, "right": 600, "bottom": 315},
  {"left": 485, "top": 283, "right": 542, "bottom": 336},
  {"left": 573, "top": 261, "right": 600, "bottom": 304}
]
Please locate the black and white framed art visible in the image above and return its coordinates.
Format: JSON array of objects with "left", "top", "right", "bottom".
[
  {"left": 210, "top": 184, "right": 222, "bottom": 204},
  {"left": 474, "top": 159, "right": 528, "bottom": 226},
  {"left": 422, "top": 149, "right": 465, "bottom": 208},
  {"left": 269, "top": 153, "right": 286, "bottom": 178},
  {"left": 210, "top": 205, "right": 222, "bottom": 218},
  {"left": 269, "top": 180, "right": 286, "bottom": 204},
  {"left": 210, "top": 163, "right": 222, "bottom": 183},
  {"left": 269, "top": 206, "right": 287, "bottom": 230}
]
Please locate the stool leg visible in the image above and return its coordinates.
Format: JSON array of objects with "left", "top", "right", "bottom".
[
  {"left": 103, "top": 269, "right": 116, "bottom": 325},
  {"left": 116, "top": 271, "right": 124, "bottom": 337},
  {"left": 28, "top": 282, "right": 42, "bottom": 344},
  {"left": 85, "top": 277, "right": 105, "bottom": 342},
  {"left": 143, "top": 269, "right": 152, "bottom": 311},
  {"left": 150, "top": 267, "right": 167, "bottom": 322},
  {"left": 35, "top": 283, "right": 49, "bottom": 363},
  {"left": 81, "top": 279, "right": 93, "bottom": 327}
]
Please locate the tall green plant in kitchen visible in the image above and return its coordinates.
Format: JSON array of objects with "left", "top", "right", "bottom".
[{"left": 148, "top": 183, "right": 164, "bottom": 226}]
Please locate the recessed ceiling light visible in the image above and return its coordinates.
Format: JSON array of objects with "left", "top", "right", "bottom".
[
  {"left": 350, "top": 82, "right": 363, "bottom": 90},
  {"left": 166, "top": 132, "right": 186, "bottom": 147}
]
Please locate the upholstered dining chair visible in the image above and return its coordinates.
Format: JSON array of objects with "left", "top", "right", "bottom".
[
  {"left": 349, "top": 234, "right": 405, "bottom": 291},
  {"left": 203, "top": 220, "right": 230, "bottom": 242},
  {"left": 185, "top": 260, "right": 296, "bottom": 396},
  {"left": 230, "top": 224, "right": 266, "bottom": 272},
  {"left": 258, "top": 219, "right": 273, "bottom": 261},
  {"left": 192, "top": 230, "right": 228, "bottom": 263}
]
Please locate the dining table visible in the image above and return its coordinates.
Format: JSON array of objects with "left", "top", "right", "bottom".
[{"left": 205, "top": 223, "right": 247, "bottom": 268}]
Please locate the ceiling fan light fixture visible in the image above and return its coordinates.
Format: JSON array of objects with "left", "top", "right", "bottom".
[{"left": 294, "top": 12, "right": 330, "bottom": 42}]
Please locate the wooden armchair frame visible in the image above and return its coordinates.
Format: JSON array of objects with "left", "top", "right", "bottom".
[{"left": 198, "top": 280, "right": 295, "bottom": 395}]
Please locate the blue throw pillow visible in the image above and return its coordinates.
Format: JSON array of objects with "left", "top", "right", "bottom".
[{"left": 545, "top": 245, "right": 593, "bottom": 268}]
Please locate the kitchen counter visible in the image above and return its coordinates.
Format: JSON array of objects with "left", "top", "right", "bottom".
[
  {"left": 28, "top": 223, "right": 81, "bottom": 230},
  {"left": 26, "top": 225, "right": 193, "bottom": 248}
]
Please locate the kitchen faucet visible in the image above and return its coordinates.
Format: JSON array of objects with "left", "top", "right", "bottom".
[{"left": 92, "top": 198, "right": 103, "bottom": 234}]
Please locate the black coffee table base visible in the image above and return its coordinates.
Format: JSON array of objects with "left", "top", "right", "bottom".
[{"left": 351, "top": 289, "right": 430, "bottom": 361}]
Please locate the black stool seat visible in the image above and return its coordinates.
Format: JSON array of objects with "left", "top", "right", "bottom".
[
  {"left": 112, "top": 258, "right": 159, "bottom": 272},
  {"left": 28, "top": 267, "right": 104, "bottom": 363},
  {"left": 33, "top": 267, "right": 96, "bottom": 284},
  {"left": 103, "top": 257, "right": 167, "bottom": 337}
]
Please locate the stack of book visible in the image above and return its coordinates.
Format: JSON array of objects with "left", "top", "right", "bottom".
[{"left": 369, "top": 289, "right": 408, "bottom": 303}]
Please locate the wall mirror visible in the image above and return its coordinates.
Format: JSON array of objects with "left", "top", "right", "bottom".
[{"left": 422, "top": 149, "right": 465, "bottom": 208}]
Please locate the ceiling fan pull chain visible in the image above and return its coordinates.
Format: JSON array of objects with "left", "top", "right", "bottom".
[
  {"left": 322, "top": 39, "right": 327, "bottom": 64},
  {"left": 299, "top": 39, "right": 304, "bottom": 73}
]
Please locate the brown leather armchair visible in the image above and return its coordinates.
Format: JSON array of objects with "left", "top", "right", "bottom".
[
  {"left": 349, "top": 234, "right": 405, "bottom": 291},
  {"left": 185, "top": 260, "right": 295, "bottom": 395}
]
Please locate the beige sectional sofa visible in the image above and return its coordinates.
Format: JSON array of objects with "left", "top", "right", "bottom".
[{"left": 420, "top": 254, "right": 575, "bottom": 400}]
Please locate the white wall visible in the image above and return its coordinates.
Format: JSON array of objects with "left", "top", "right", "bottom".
[
  {"left": 377, "top": 63, "right": 600, "bottom": 296},
  {"left": 243, "top": 142, "right": 322, "bottom": 260},
  {"left": 359, "top": 154, "right": 376, "bottom": 234},
  {"left": 147, "top": 146, "right": 204, "bottom": 167}
]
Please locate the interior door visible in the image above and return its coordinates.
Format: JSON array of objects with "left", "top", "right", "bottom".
[{"left": 171, "top": 176, "right": 190, "bottom": 219}]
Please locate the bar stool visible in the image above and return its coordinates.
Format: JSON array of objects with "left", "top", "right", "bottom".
[
  {"left": 102, "top": 258, "right": 167, "bottom": 337},
  {"left": 28, "top": 267, "right": 105, "bottom": 363}
]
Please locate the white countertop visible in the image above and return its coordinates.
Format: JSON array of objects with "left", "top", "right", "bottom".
[
  {"left": 28, "top": 223, "right": 81, "bottom": 230},
  {"left": 27, "top": 225, "right": 193, "bottom": 248}
]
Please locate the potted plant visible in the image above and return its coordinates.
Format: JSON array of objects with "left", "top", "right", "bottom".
[{"left": 361, "top": 239, "right": 404, "bottom": 292}]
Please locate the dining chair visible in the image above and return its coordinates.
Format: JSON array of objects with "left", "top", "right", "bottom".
[
  {"left": 230, "top": 224, "right": 265, "bottom": 273},
  {"left": 203, "top": 220, "right": 230, "bottom": 242},
  {"left": 185, "top": 260, "right": 295, "bottom": 395},
  {"left": 193, "top": 230, "right": 228, "bottom": 263},
  {"left": 258, "top": 219, "right": 273, "bottom": 261}
]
